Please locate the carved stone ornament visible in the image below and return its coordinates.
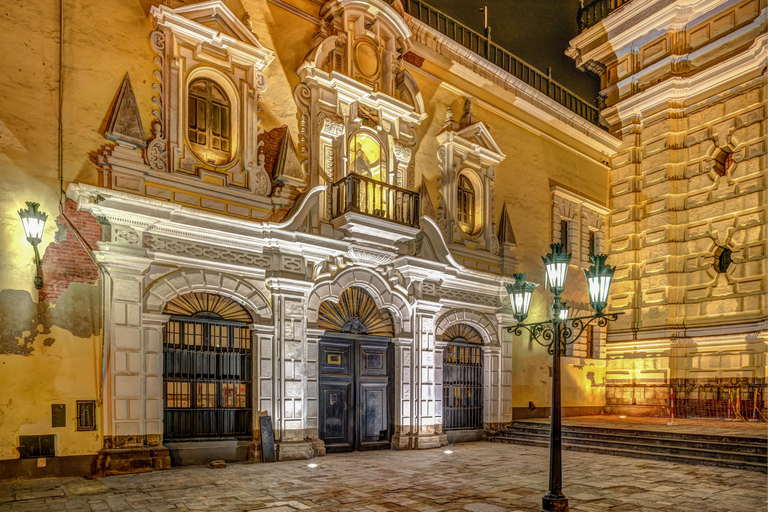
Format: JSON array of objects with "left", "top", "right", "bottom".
[
  {"left": 393, "top": 142, "right": 412, "bottom": 162},
  {"left": 250, "top": 160, "right": 272, "bottom": 196},
  {"left": 489, "top": 234, "right": 500, "bottom": 256},
  {"left": 146, "top": 122, "right": 168, "bottom": 173},
  {"left": 320, "top": 116, "right": 345, "bottom": 137}
]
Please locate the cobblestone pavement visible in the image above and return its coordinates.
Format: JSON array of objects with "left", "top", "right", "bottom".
[
  {"left": 1, "top": 442, "right": 765, "bottom": 512},
  {"left": 527, "top": 415, "right": 768, "bottom": 438}
]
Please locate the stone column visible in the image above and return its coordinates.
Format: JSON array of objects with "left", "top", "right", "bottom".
[
  {"left": 497, "top": 312, "right": 514, "bottom": 425},
  {"left": 265, "top": 276, "right": 315, "bottom": 461},
  {"left": 143, "top": 313, "right": 171, "bottom": 470},
  {"left": 95, "top": 244, "right": 169, "bottom": 475},
  {"left": 412, "top": 300, "right": 444, "bottom": 449},
  {"left": 251, "top": 323, "right": 275, "bottom": 462},
  {"left": 391, "top": 336, "right": 416, "bottom": 449}
]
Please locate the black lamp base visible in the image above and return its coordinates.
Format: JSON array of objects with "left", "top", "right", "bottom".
[{"left": 542, "top": 493, "right": 569, "bottom": 512}]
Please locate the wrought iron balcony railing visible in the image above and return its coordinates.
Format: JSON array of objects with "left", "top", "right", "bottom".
[
  {"left": 331, "top": 173, "right": 420, "bottom": 228},
  {"left": 578, "top": 0, "right": 634, "bottom": 32},
  {"left": 402, "top": 0, "right": 600, "bottom": 126}
]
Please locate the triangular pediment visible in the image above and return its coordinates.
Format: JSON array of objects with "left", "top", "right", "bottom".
[
  {"left": 456, "top": 122, "right": 504, "bottom": 157},
  {"left": 152, "top": 1, "right": 275, "bottom": 69},
  {"left": 169, "top": 1, "right": 260, "bottom": 47}
]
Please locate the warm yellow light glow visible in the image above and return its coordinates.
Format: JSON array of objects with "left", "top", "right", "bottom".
[
  {"left": 349, "top": 132, "right": 382, "bottom": 181},
  {"left": 444, "top": 450, "right": 453, "bottom": 454},
  {"left": 308, "top": 463, "right": 318, "bottom": 468}
]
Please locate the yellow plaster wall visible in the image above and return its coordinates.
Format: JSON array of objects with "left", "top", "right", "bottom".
[
  {"left": 0, "top": 0, "right": 156, "bottom": 459},
  {"left": 409, "top": 67, "right": 610, "bottom": 411},
  {"left": 0, "top": 327, "right": 101, "bottom": 460}
]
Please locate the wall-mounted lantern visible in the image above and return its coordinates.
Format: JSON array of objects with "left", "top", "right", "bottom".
[{"left": 17, "top": 201, "right": 48, "bottom": 290}]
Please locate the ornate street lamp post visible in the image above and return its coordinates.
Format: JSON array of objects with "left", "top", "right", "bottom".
[{"left": 505, "top": 244, "right": 621, "bottom": 512}]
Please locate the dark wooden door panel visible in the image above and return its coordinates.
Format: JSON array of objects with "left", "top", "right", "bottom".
[
  {"left": 319, "top": 381, "right": 353, "bottom": 452},
  {"left": 319, "top": 341, "right": 353, "bottom": 377},
  {"left": 319, "top": 335, "right": 392, "bottom": 452},
  {"left": 358, "top": 381, "right": 390, "bottom": 450}
]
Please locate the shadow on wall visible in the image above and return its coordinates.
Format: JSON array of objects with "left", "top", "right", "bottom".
[{"left": 0, "top": 283, "right": 100, "bottom": 355}]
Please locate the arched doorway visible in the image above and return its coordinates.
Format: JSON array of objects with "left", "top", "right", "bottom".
[
  {"left": 317, "top": 287, "right": 394, "bottom": 452},
  {"left": 442, "top": 323, "right": 484, "bottom": 433},
  {"left": 162, "top": 292, "right": 253, "bottom": 441}
]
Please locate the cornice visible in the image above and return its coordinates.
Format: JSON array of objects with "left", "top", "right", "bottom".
[
  {"left": 551, "top": 185, "right": 611, "bottom": 214},
  {"left": 603, "top": 31, "right": 767, "bottom": 125},
  {"left": 406, "top": 17, "right": 620, "bottom": 157}
]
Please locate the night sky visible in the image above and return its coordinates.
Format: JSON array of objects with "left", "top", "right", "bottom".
[{"left": 423, "top": 0, "right": 600, "bottom": 102}]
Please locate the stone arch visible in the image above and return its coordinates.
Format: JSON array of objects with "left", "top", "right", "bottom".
[
  {"left": 434, "top": 309, "right": 498, "bottom": 346},
  {"left": 307, "top": 267, "right": 411, "bottom": 335},
  {"left": 144, "top": 269, "right": 272, "bottom": 322}
]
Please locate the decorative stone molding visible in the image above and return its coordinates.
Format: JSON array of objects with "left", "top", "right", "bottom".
[
  {"left": 306, "top": 267, "right": 411, "bottom": 334},
  {"left": 434, "top": 309, "right": 499, "bottom": 346},
  {"left": 551, "top": 186, "right": 609, "bottom": 269},
  {"left": 147, "top": 1, "right": 276, "bottom": 196},
  {"left": 144, "top": 268, "right": 272, "bottom": 321},
  {"left": 296, "top": 0, "right": 427, "bottom": 203},
  {"left": 436, "top": 99, "right": 505, "bottom": 254}
]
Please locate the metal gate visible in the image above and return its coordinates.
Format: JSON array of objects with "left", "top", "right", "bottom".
[
  {"left": 163, "top": 317, "right": 252, "bottom": 440},
  {"left": 443, "top": 344, "right": 483, "bottom": 430}
]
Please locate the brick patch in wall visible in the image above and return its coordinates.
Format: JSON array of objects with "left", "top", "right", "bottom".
[{"left": 39, "top": 199, "right": 102, "bottom": 303}]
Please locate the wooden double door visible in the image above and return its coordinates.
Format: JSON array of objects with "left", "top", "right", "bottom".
[{"left": 318, "top": 335, "right": 393, "bottom": 452}]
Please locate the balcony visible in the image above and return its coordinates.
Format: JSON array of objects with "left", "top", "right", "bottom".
[
  {"left": 578, "top": 0, "right": 634, "bottom": 32},
  {"left": 331, "top": 174, "right": 420, "bottom": 229}
]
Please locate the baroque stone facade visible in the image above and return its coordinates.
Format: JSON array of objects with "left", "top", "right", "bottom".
[{"left": 568, "top": 0, "right": 768, "bottom": 411}]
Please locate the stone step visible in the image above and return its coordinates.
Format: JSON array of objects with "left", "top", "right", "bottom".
[
  {"left": 489, "top": 435, "right": 768, "bottom": 473},
  {"left": 495, "top": 431, "right": 768, "bottom": 464},
  {"left": 508, "top": 421, "right": 767, "bottom": 446},
  {"left": 502, "top": 425, "right": 767, "bottom": 454}
]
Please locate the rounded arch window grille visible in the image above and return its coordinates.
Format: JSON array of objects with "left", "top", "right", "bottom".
[
  {"left": 443, "top": 323, "right": 483, "bottom": 431},
  {"left": 162, "top": 292, "right": 252, "bottom": 441},
  {"left": 442, "top": 323, "right": 483, "bottom": 345},
  {"left": 714, "top": 246, "right": 733, "bottom": 274},
  {"left": 318, "top": 286, "right": 394, "bottom": 337},
  {"left": 713, "top": 148, "right": 734, "bottom": 176},
  {"left": 188, "top": 78, "right": 232, "bottom": 166}
]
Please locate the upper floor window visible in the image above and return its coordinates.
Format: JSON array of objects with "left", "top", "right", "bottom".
[
  {"left": 457, "top": 174, "right": 475, "bottom": 233},
  {"left": 560, "top": 220, "right": 569, "bottom": 252},
  {"left": 588, "top": 230, "right": 596, "bottom": 258},
  {"left": 713, "top": 148, "right": 734, "bottom": 176},
  {"left": 188, "top": 78, "right": 232, "bottom": 166},
  {"left": 349, "top": 132, "right": 382, "bottom": 180}
]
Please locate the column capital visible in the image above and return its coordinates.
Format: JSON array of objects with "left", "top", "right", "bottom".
[{"left": 143, "top": 312, "right": 170, "bottom": 326}]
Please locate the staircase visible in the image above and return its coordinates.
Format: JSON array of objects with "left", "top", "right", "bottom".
[{"left": 489, "top": 421, "right": 768, "bottom": 473}]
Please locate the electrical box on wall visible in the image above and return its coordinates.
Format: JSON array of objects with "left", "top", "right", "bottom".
[{"left": 52, "top": 404, "right": 66, "bottom": 428}]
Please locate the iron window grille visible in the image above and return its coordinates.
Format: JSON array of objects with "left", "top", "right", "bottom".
[
  {"left": 163, "top": 317, "right": 252, "bottom": 440},
  {"left": 443, "top": 343, "right": 483, "bottom": 430},
  {"left": 76, "top": 401, "right": 96, "bottom": 431}
]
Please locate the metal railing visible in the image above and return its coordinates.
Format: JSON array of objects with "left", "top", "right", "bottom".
[
  {"left": 331, "top": 173, "right": 420, "bottom": 228},
  {"left": 578, "top": 0, "right": 634, "bottom": 32},
  {"left": 403, "top": 0, "right": 601, "bottom": 126}
]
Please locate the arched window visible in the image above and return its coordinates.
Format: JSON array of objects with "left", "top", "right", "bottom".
[
  {"left": 713, "top": 148, "right": 734, "bottom": 176},
  {"left": 162, "top": 292, "right": 252, "bottom": 440},
  {"left": 348, "top": 132, "right": 382, "bottom": 181},
  {"left": 457, "top": 174, "right": 475, "bottom": 233},
  {"left": 188, "top": 79, "right": 232, "bottom": 166}
]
